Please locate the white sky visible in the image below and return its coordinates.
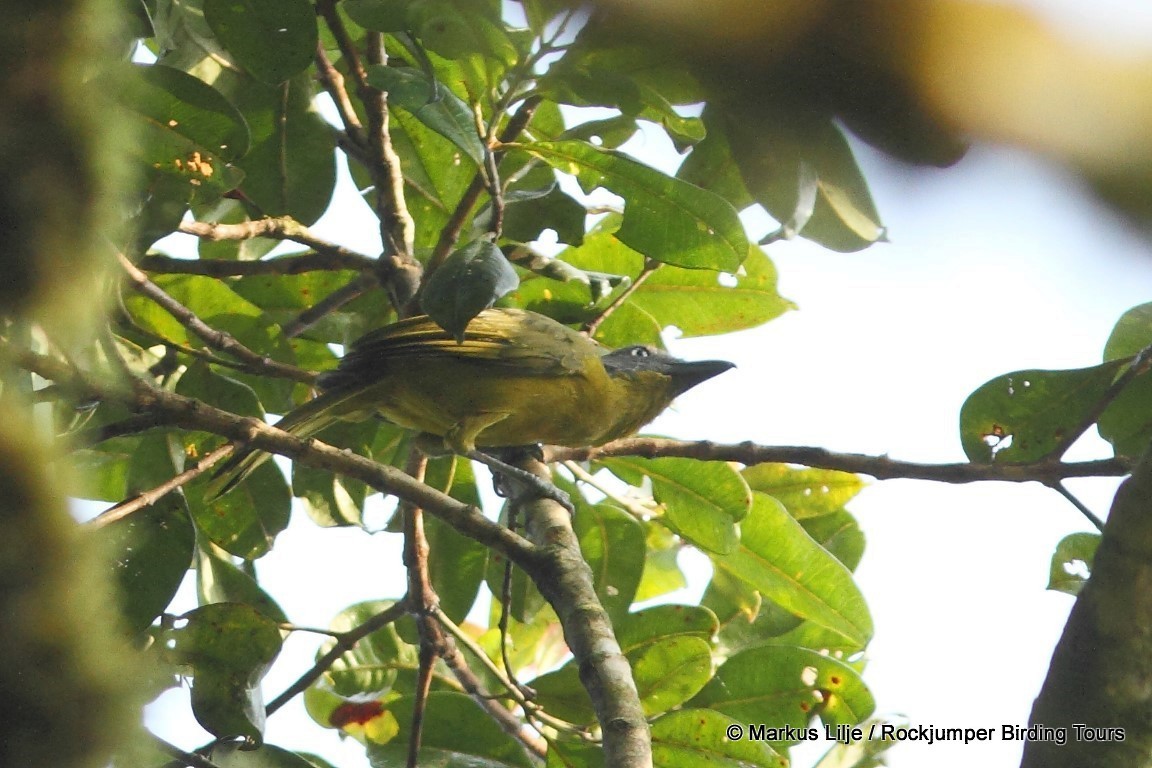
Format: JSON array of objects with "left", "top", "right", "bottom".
[{"left": 141, "top": 6, "right": 1152, "bottom": 765}]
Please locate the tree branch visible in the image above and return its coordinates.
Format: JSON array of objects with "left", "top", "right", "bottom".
[
  {"left": 139, "top": 251, "right": 376, "bottom": 276},
  {"left": 117, "top": 253, "right": 317, "bottom": 384},
  {"left": 177, "top": 217, "right": 375, "bottom": 265},
  {"left": 545, "top": 437, "right": 1132, "bottom": 484}
]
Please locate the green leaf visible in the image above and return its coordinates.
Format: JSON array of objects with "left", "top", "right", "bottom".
[
  {"left": 712, "top": 493, "right": 872, "bottom": 648},
  {"left": 169, "top": 602, "right": 283, "bottom": 744},
  {"left": 742, "top": 464, "right": 864, "bottom": 520},
  {"left": 534, "top": 635, "right": 713, "bottom": 724},
  {"left": 1047, "top": 532, "right": 1100, "bottom": 596},
  {"left": 691, "top": 645, "right": 874, "bottom": 744},
  {"left": 291, "top": 420, "right": 387, "bottom": 527},
  {"left": 188, "top": 459, "right": 291, "bottom": 559},
  {"left": 124, "top": 272, "right": 263, "bottom": 347},
  {"left": 600, "top": 456, "right": 750, "bottom": 555},
  {"left": 365, "top": 66, "right": 485, "bottom": 166},
  {"left": 631, "top": 635, "right": 714, "bottom": 717},
  {"left": 634, "top": 523, "right": 687, "bottom": 602},
  {"left": 1099, "top": 302, "right": 1152, "bottom": 457},
  {"left": 574, "top": 503, "right": 645, "bottom": 623},
  {"left": 196, "top": 543, "right": 289, "bottom": 622},
  {"left": 204, "top": 0, "right": 318, "bottom": 84},
  {"left": 343, "top": 0, "right": 417, "bottom": 32},
  {"left": 1104, "top": 301, "right": 1152, "bottom": 360},
  {"left": 506, "top": 229, "right": 792, "bottom": 347},
  {"left": 423, "top": 457, "right": 488, "bottom": 622},
  {"left": 210, "top": 743, "right": 333, "bottom": 768},
  {"left": 367, "top": 692, "right": 533, "bottom": 768},
  {"left": 960, "top": 361, "right": 1126, "bottom": 463},
  {"left": 421, "top": 239, "right": 519, "bottom": 341},
  {"left": 800, "top": 510, "right": 866, "bottom": 573},
  {"left": 389, "top": 107, "right": 478, "bottom": 250},
  {"left": 228, "top": 73, "right": 337, "bottom": 226},
  {"left": 719, "top": 111, "right": 884, "bottom": 252},
  {"left": 119, "top": 63, "right": 250, "bottom": 161},
  {"left": 516, "top": 141, "right": 748, "bottom": 271},
  {"left": 651, "top": 709, "right": 784, "bottom": 768},
  {"left": 315, "top": 601, "right": 418, "bottom": 699},
  {"left": 614, "top": 604, "right": 719, "bottom": 651},
  {"left": 94, "top": 494, "right": 195, "bottom": 634},
  {"left": 500, "top": 186, "right": 588, "bottom": 246}
]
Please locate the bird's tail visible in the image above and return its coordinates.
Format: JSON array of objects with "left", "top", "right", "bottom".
[{"left": 206, "top": 388, "right": 354, "bottom": 500}]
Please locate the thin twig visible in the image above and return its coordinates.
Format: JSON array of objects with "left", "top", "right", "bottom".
[
  {"left": 583, "top": 258, "right": 660, "bottom": 337},
  {"left": 151, "top": 735, "right": 223, "bottom": 768},
  {"left": 562, "top": 460, "right": 654, "bottom": 518},
  {"left": 1049, "top": 481, "right": 1106, "bottom": 531},
  {"left": 118, "top": 253, "right": 316, "bottom": 384},
  {"left": 88, "top": 443, "right": 235, "bottom": 529},
  {"left": 314, "top": 40, "right": 367, "bottom": 147},
  {"left": 266, "top": 600, "right": 412, "bottom": 715},
  {"left": 280, "top": 272, "right": 379, "bottom": 339},
  {"left": 426, "top": 96, "right": 544, "bottom": 274},
  {"left": 402, "top": 452, "right": 436, "bottom": 768}
]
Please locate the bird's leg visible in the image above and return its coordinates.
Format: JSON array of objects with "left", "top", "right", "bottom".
[{"left": 466, "top": 448, "right": 575, "bottom": 515}]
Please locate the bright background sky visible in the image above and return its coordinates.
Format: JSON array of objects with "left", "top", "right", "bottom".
[{"left": 139, "top": 5, "right": 1152, "bottom": 767}]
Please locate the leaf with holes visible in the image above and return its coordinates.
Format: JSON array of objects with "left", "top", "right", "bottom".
[
  {"left": 960, "top": 361, "right": 1126, "bottom": 463},
  {"left": 1048, "top": 532, "right": 1100, "bottom": 596}
]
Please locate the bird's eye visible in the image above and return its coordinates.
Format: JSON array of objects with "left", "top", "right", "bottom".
[{"left": 629, "top": 346, "right": 650, "bottom": 358}]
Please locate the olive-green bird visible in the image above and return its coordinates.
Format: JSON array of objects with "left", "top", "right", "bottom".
[{"left": 209, "top": 307, "right": 733, "bottom": 497}]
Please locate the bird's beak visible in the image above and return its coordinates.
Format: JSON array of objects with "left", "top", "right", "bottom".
[{"left": 669, "top": 359, "right": 735, "bottom": 396}]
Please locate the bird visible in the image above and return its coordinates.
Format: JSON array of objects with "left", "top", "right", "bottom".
[{"left": 208, "top": 307, "right": 733, "bottom": 500}]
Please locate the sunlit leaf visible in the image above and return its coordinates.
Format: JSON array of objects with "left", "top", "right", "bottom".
[
  {"left": 1047, "top": 532, "right": 1100, "bottom": 596},
  {"left": 204, "top": 0, "right": 318, "bottom": 84},
  {"left": 711, "top": 493, "right": 872, "bottom": 648},
  {"left": 960, "top": 362, "right": 1125, "bottom": 463}
]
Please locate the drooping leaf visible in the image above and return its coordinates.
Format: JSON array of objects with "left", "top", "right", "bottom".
[
  {"left": 168, "top": 602, "right": 284, "bottom": 744},
  {"left": 94, "top": 494, "right": 196, "bottom": 634},
  {"left": 196, "top": 543, "right": 288, "bottom": 622},
  {"left": 711, "top": 493, "right": 872, "bottom": 649},
  {"left": 365, "top": 65, "right": 485, "bottom": 166},
  {"left": 421, "top": 239, "right": 519, "bottom": 341},
  {"left": 960, "top": 361, "right": 1126, "bottom": 463},
  {"left": 515, "top": 141, "right": 748, "bottom": 271},
  {"left": 204, "top": 0, "right": 318, "bottom": 84},
  {"left": 1047, "top": 532, "right": 1101, "bottom": 596}
]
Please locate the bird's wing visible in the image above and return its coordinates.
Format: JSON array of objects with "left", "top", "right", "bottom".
[{"left": 320, "top": 309, "right": 598, "bottom": 390}]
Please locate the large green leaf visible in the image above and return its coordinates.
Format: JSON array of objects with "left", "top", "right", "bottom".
[
  {"left": 188, "top": 458, "right": 291, "bottom": 560},
  {"left": 742, "top": 464, "right": 864, "bottom": 520},
  {"left": 168, "top": 602, "right": 284, "bottom": 744},
  {"left": 204, "top": 0, "right": 318, "bottom": 84},
  {"left": 533, "top": 634, "right": 713, "bottom": 724},
  {"left": 94, "top": 494, "right": 196, "bottom": 634},
  {"left": 1099, "top": 302, "right": 1152, "bottom": 457},
  {"left": 651, "top": 709, "right": 784, "bottom": 768},
  {"left": 960, "top": 361, "right": 1126, "bottom": 463},
  {"left": 600, "top": 456, "right": 750, "bottom": 555},
  {"left": 574, "top": 503, "right": 645, "bottom": 623},
  {"left": 423, "top": 457, "right": 488, "bottom": 623},
  {"left": 421, "top": 239, "right": 519, "bottom": 341},
  {"left": 227, "top": 73, "right": 337, "bottom": 226},
  {"left": 711, "top": 493, "right": 872, "bottom": 648},
  {"left": 506, "top": 228, "right": 792, "bottom": 347},
  {"left": 691, "top": 645, "right": 874, "bottom": 744},
  {"left": 196, "top": 543, "right": 288, "bottom": 623},
  {"left": 515, "top": 141, "right": 748, "bottom": 271}
]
